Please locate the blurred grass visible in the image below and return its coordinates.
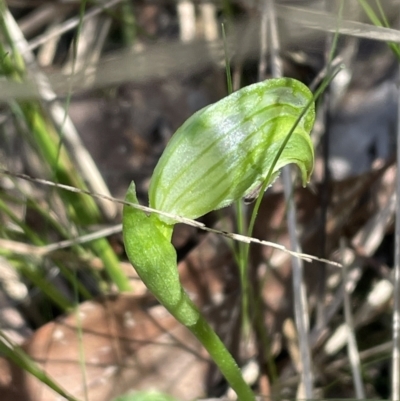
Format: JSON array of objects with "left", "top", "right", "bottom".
[
  {"left": 0, "top": 1, "right": 133, "bottom": 398},
  {"left": 0, "top": 330, "right": 81, "bottom": 401},
  {"left": 0, "top": 1, "right": 131, "bottom": 292},
  {"left": 358, "top": 0, "right": 400, "bottom": 59}
]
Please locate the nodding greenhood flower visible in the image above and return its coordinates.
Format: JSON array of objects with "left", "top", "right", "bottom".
[
  {"left": 149, "top": 77, "right": 315, "bottom": 224},
  {"left": 123, "top": 78, "right": 315, "bottom": 401},
  {"left": 124, "top": 77, "right": 315, "bottom": 312}
]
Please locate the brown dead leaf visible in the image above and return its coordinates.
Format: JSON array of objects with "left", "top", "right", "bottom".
[{"left": 0, "top": 294, "right": 209, "bottom": 401}]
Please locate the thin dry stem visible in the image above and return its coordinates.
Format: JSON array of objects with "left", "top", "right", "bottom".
[
  {"left": 265, "top": 0, "right": 314, "bottom": 397},
  {"left": 0, "top": 168, "right": 342, "bottom": 268},
  {"left": 2, "top": 8, "right": 400, "bottom": 101},
  {"left": 2, "top": 5, "right": 117, "bottom": 218},
  {"left": 340, "top": 239, "right": 365, "bottom": 398},
  {"left": 392, "top": 60, "right": 400, "bottom": 401},
  {"left": 26, "top": 0, "right": 122, "bottom": 52}
]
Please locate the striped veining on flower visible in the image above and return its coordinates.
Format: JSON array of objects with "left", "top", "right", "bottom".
[{"left": 149, "top": 78, "right": 314, "bottom": 221}]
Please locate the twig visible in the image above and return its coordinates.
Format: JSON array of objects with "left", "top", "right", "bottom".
[
  {"left": 18, "top": 3, "right": 73, "bottom": 36},
  {"left": 26, "top": 0, "right": 123, "bottom": 52},
  {"left": 324, "top": 277, "right": 393, "bottom": 355},
  {"left": 2, "top": 11, "right": 400, "bottom": 102},
  {"left": 266, "top": 0, "right": 314, "bottom": 398},
  {"left": 0, "top": 168, "right": 342, "bottom": 268},
  {"left": 340, "top": 238, "right": 365, "bottom": 398},
  {"left": 2, "top": 5, "right": 117, "bottom": 219},
  {"left": 392, "top": 58, "right": 400, "bottom": 401},
  {"left": 177, "top": 0, "right": 196, "bottom": 42},
  {"left": 257, "top": 1, "right": 268, "bottom": 82},
  {"left": 199, "top": 2, "right": 218, "bottom": 42},
  {"left": 275, "top": 3, "right": 400, "bottom": 43}
]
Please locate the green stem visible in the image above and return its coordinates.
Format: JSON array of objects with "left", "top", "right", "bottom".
[
  {"left": 121, "top": 0, "right": 136, "bottom": 45},
  {"left": 222, "top": 20, "right": 250, "bottom": 337},
  {"left": 123, "top": 183, "right": 255, "bottom": 401},
  {"left": 91, "top": 238, "right": 131, "bottom": 292},
  {"left": 188, "top": 305, "right": 256, "bottom": 401}
]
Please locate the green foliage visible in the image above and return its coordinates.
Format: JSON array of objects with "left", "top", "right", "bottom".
[
  {"left": 0, "top": 332, "right": 79, "bottom": 401},
  {"left": 123, "top": 77, "right": 315, "bottom": 401},
  {"left": 0, "top": 1, "right": 131, "bottom": 292},
  {"left": 358, "top": 0, "right": 400, "bottom": 59}
]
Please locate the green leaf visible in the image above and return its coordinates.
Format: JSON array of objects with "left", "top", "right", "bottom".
[{"left": 149, "top": 77, "right": 315, "bottom": 223}]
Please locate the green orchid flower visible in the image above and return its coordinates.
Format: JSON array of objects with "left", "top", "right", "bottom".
[
  {"left": 149, "top": 77, "right": 314, "bottom": 223},
  {"left": 123, "top": 77, "right": 315, "bottom": 401}
]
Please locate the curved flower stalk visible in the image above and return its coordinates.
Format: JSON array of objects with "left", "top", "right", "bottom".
[{"left": 123, "top": 77, "right": 315, "bottom": 401}]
